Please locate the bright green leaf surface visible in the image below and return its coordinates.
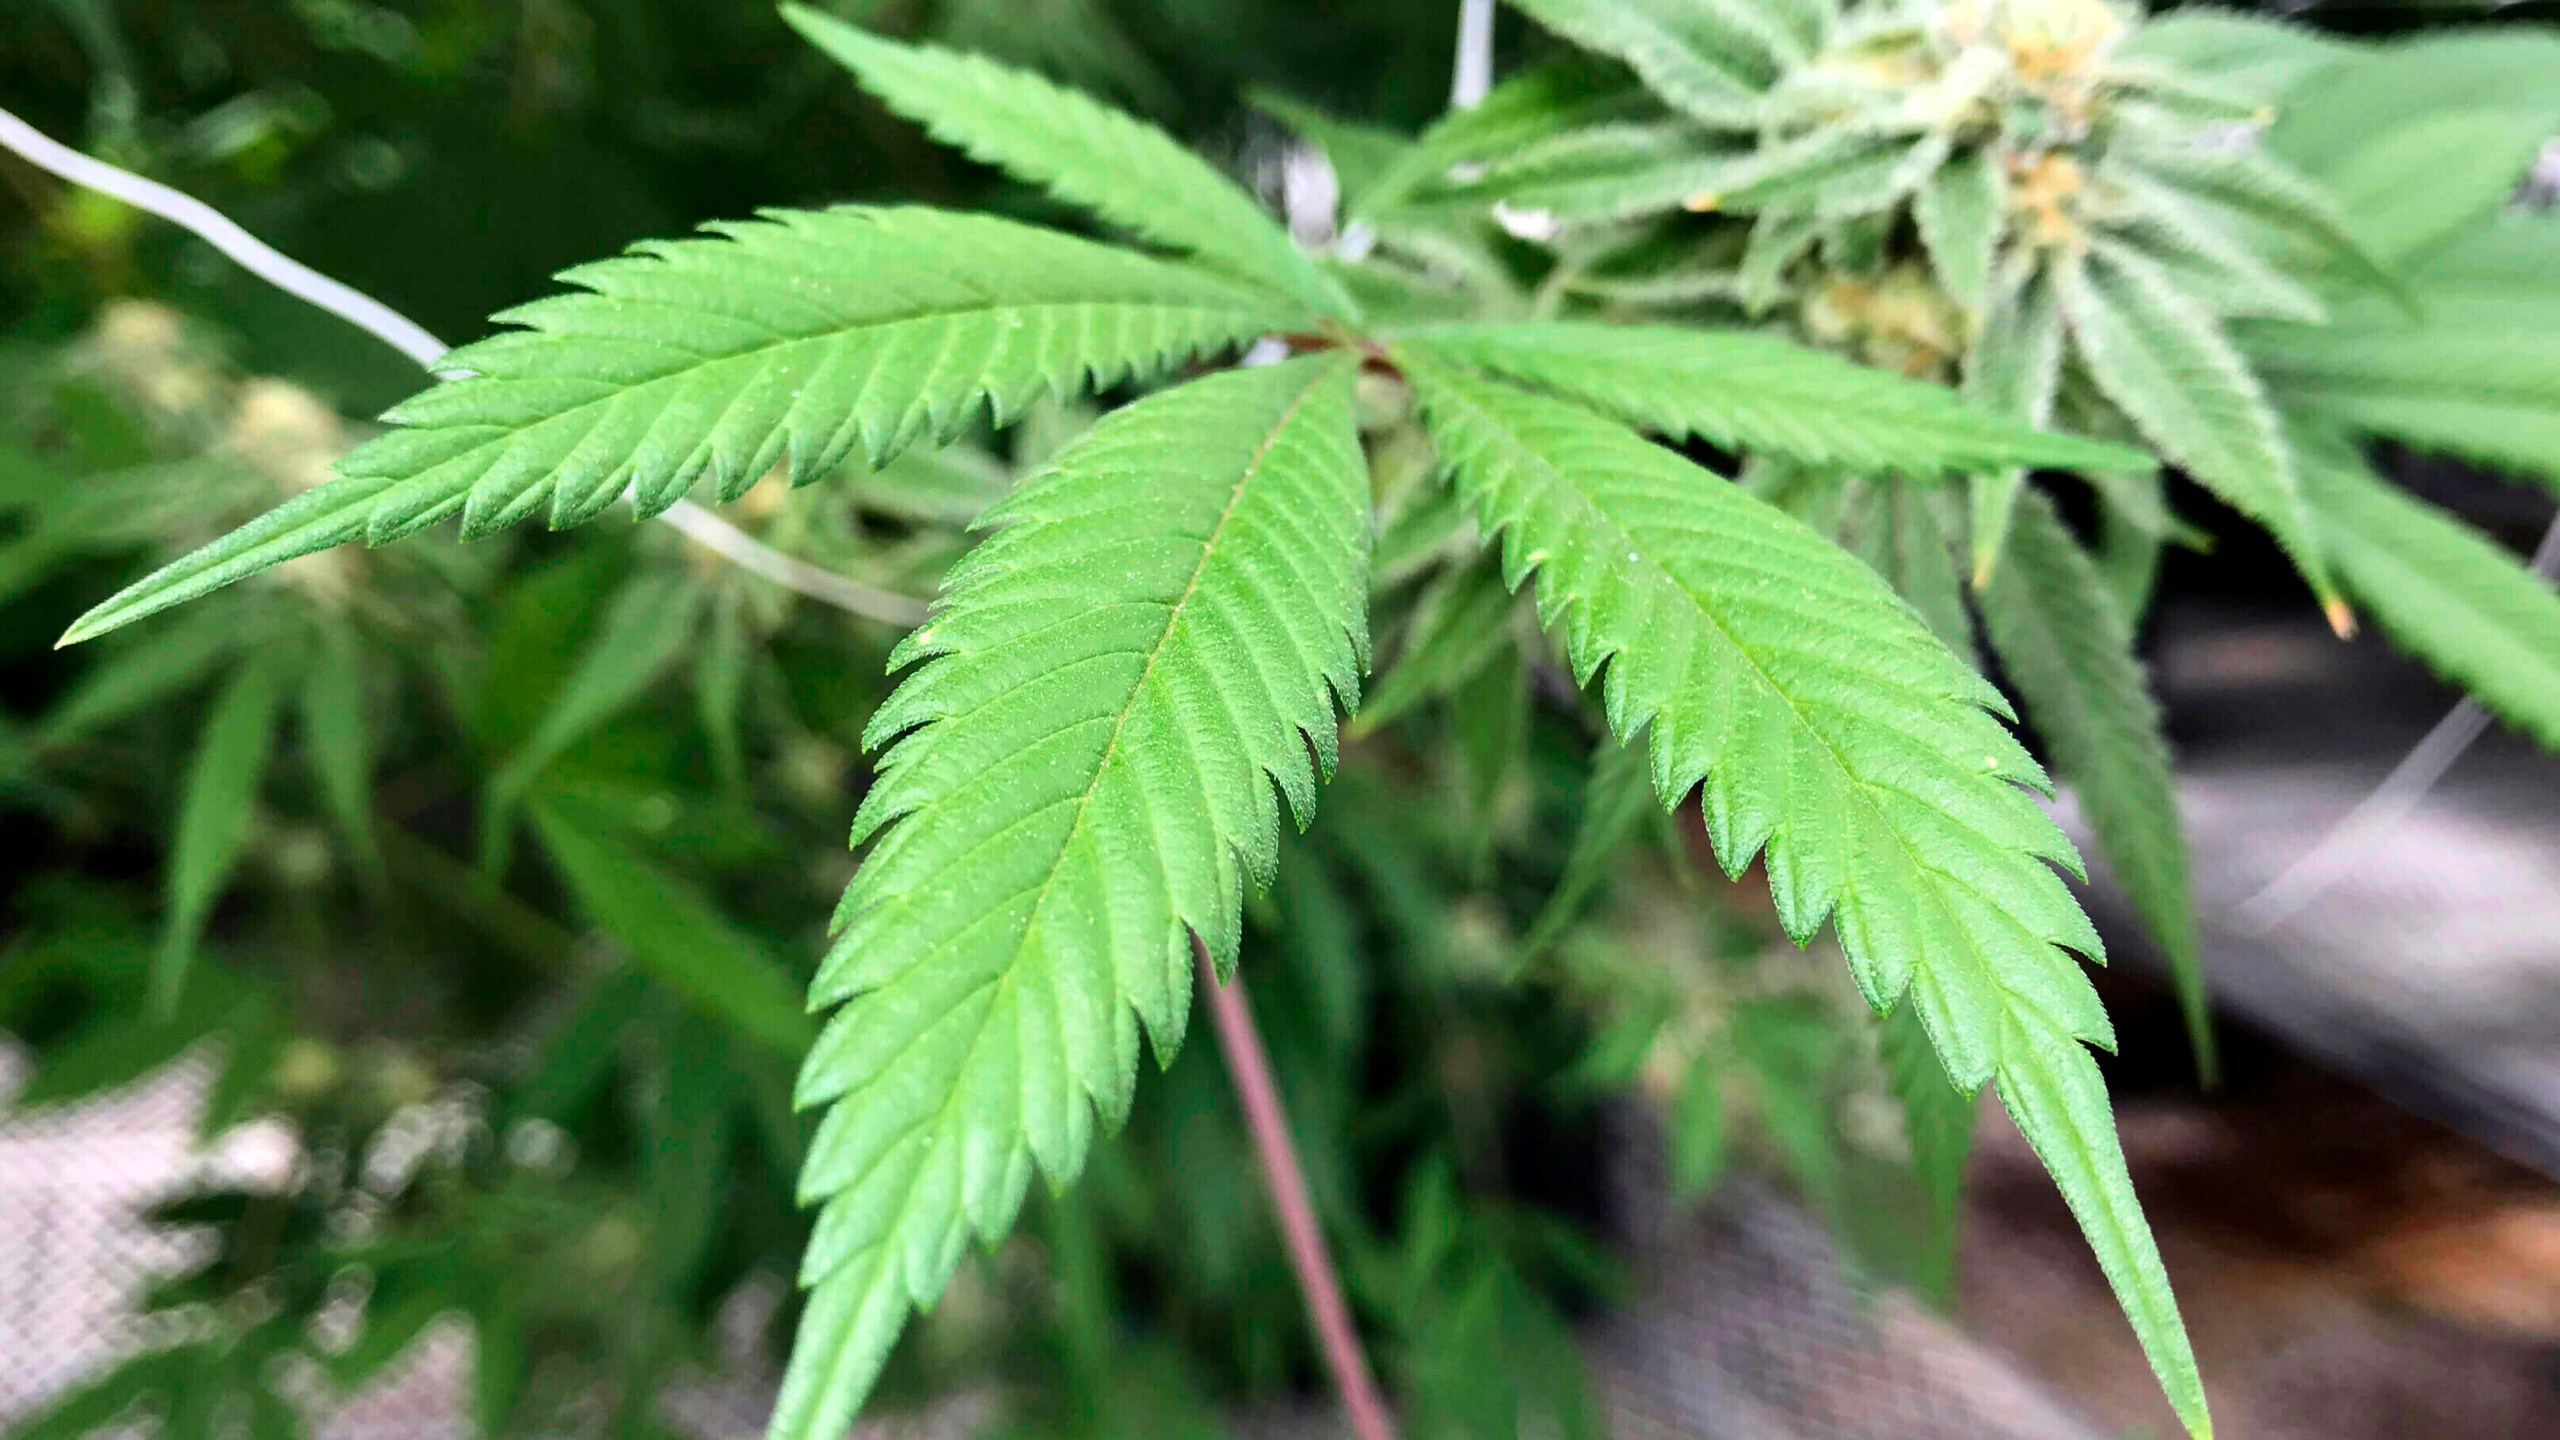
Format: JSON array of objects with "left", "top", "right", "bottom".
[
  {"left": 1400, "top": 356, "right": 2205, "bottom": 1436},
  {"left": 773, "top": 355, "right": 1371, "bottom": 1440},
  {"left": 62, "top": 208, "right": 1308, "bottom": 646}
]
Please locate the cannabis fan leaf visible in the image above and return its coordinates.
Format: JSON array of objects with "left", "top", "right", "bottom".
[
  {"left": 2058, "top": 246, "right": 2331, "bottom": 602},
  {"left": 1505, "top": 0, "right": 1778, "bottom": 128},
  {"left": 2250, "top": 218, "right": 2560, "bottom": 492},
  {"left": 1978, "top": 492, "right": 2211, "bottom": 1080},
  {"left": 779, "top": 355, "right": 1369, "bottom": 1440},
  {"left": 782, "top": 5, "right": 1353, "bottom": 319},
  {"left": 58, "top": 15, "right": 2213, "bottom": 1439},
  {"left": 62, "top": 208, "right": 1307, "bottom": 645},
  {"left": 2296, "top": 428, "right": 2560, "bottom": 752},
  {"left": 1395, "top": 355, "right": 2204, "bottom": 1435},
  {"left": 1389, "top": 322, "right": 2147, "bottom": 479}
]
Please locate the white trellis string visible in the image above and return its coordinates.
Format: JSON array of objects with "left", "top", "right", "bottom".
[
  {"left": 0, "top": 103, "right": 929, "bottom": 628},
  {"left": 1450, "top": 0, "right": 1496, "bottom": 109},
  {"left": 2239, "top": 509, "right": 2560, "bottom": 931},
  {"left": 2240, "top": 153, "right": 2560, "bottom": 927}
]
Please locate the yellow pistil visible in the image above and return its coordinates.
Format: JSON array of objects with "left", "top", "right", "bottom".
[
  {"left": 2009, "top": 151, "right": 2087, "bottom": 248},
  {"left": 1997, "top": 0, "right": 2123, "bottom": 81}
]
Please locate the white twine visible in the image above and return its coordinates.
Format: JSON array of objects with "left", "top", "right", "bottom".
[{"left": 0, "top": 104, "right": 927, "bottom": 627}]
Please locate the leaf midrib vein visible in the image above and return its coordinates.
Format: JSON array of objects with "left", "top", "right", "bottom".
[
  {"left": 1430, "top": 369, "right": 2030, "bottom": 1021},
  {"left": 817, "top": 359, "right": 1339, "bottom": 1322}
]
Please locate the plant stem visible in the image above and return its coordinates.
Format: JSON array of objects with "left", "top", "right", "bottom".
[{"left": 1194, "top": 939, "right": 1397, "bottom": 1440}]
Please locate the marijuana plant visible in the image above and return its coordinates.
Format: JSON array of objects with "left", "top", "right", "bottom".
[
  {"left": 52, "top": 7, "right": 2200, "bottom": 1434},
  {"left": 1299, "top": 0, "right": 2560, "bottom": 1089},
  {"left": 46, "top": 3, "right": 2560, "bottom": 1438}
]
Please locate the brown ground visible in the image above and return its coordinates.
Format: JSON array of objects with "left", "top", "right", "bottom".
[{"left": 1964, "top": 1045, "right": 2560, "bottom": 1440}]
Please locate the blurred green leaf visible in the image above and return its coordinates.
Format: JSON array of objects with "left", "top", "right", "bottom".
[
  {"left": 1879, "top": 999, "right": 1973, "bottom": 1302},
  {"left": 298, "top": 619, "right": 383, "bottom": 879},
  {"left": 1667, "top": 1047, "right": 1726, "bottom": 1206},
  {"left": 41, "top": 604, "right": 241, "bottom": 746},
  {"left": 530, "top": 798, "right": 813, "bottom": 1053},
  {"left": 1516, "top": 735, "right": 1663, "bottom": 966},
  {"left": 158, "top": 659, "right": 285, "bottom": 1010},
  {"left": 484, "top": 572, "right": 706, "bottom": 862}
]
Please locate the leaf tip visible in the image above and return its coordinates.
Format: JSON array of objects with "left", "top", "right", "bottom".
[
  {"left": 2322, "top": 597, "right": 2357, "bottom": 641},
  {"left": 777, "top": 0, "right": 865, "bottom": 55},
  {"left": 56, "top": 605, "right": 123, "bottom": 649}
]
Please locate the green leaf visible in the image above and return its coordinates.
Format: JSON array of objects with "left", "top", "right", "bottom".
[
  {"left": 1423, "top": 122, "right": 1737, "bottom": 222},
  {"left": 2108, "top": 181, "right": 2330, "bottom": 326},
  {"left": 1505, "top": 0, "right": 1778, "bottom": 128},
  {"left": 1738, "top": 208, "right": 1820, "bottom": 313},
  {"left": 329, "top": 1270, "right": 457, "bottom": 1388},
  {"left": 1374, "top": 57, "right": 1654, "bottom": 214},
  {"left": 1518, "top": 735, "right": 1666, "bottom": 965},
  {"left": 1399, "top": 358, "right": 2206, "bottom": 1436},
  {"left": 62, "top": 208, "right": 1308, "bottom": 646},
  {"left": 784, "top": 6, "right": 1348, "bottom": 318},
  {"left": 2296, "top": 431, "right": 2560, "bottom": 754},
  {"left": 1993, "top": 1013, "right": 2208, "bottom": 1438},
  {"left": 2114, "top": 133, "right": 2402, "bottom": 300},
  {"left": 2115, "top": 11, "right": 2343, "bottom": 104},
  {"left": 471, "top": 1296, "right": 527, "bottom": 1439},
  {"left": 1272, "top": 843, "right": 1366, "bottom": 1060},
  {"left": 1962, "top": 270, "right": 2065, "bottom": 584},
  {"left": 529, "top": 799, "right": 813, "bottom": 1053},
  {"left": 1558, "top": 237, "right": 1748, "bottom": 310},
  {"left": 511, "top": 967, "right": 648, "bottom": 1127},
  {"left": 4, "top": 918, "right": 251, "bottom": 1108},
  {"left": 158, "top": 660, "right": 285, "bottom": 1011},
  {"left": 298, "top": 621, "right": 382, "bottom": 878},
  {"left": 774, "top": 355, "right": 1370, "bottom": 1440},
  {"left": 198, "top": 1001, "right": 288, "bottom": 1138},
  {"left": 1669, "top": 1047, "right": 1728, "bottom": 1205},
  {"left": 1398, "top": 357, "right": 2096, "bottom": 1066},
  {"left": 1390, "top": 320, "right": 2145, "bottom": 478},
  {"left": 1685, "top": 126, "right": 1925, "bottom": 218},
  {"left": 1820, "top": 208, "right": 1892, "bottom": 276},
  {"left": 2265, "top": 32, "right": 2560, "bottom": 266},
  {"left": 247, "top": 1380, "right": 301, "bottom": 1440},
  {"left": 1979, "top": 493, "right": 2214, "bottom": 1084},
  {"left": 1451, "top": 643, "right": 1528, "bottom": 870},
  {"left": 2105, "top": 61, "right": 2269, "bottom": 126},
  {"left": 1734, "top": 995, "right": 1844, "bottom": 1211},
  {"left": 1843, "top": 480, "right": 1977, "bottom": 669},
  {"left": 1358, "top": 558, "right": 1515, "bottom": 730},
  {"left": 41, "top": 604, "right": 241, "bottom": 745},
  {"left": 1878, "top": 1000, "right": 1972, "bottom": 1302},
  {"left": 1915, "top": 147, "right": 2002, "bottom": 318},
  {"left": 0, "top": 435, "right": 63, "bottom": 510},
  {"left": 2058, "top": 245, "right": 2333, "bottom": 609},
  {"left": 2247, "top": 218, "right": 2560, "bottom": 490},
  {"left": 2094, "top": 487, "right": 2168, "bottom": 621},
  {"left": 850, "top": 446, "right": 1012, "bottom": 528},
  {"left": 645, "top": 1013, "right": 740, "bottom": 1294},
  {"left": 485, "top": 572, "right": 707, "bottom": 855}
]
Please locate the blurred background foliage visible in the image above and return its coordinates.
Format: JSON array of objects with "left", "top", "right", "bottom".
[{"left": 1, "top": 2, "right": 2548, "bottom": 1437}]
